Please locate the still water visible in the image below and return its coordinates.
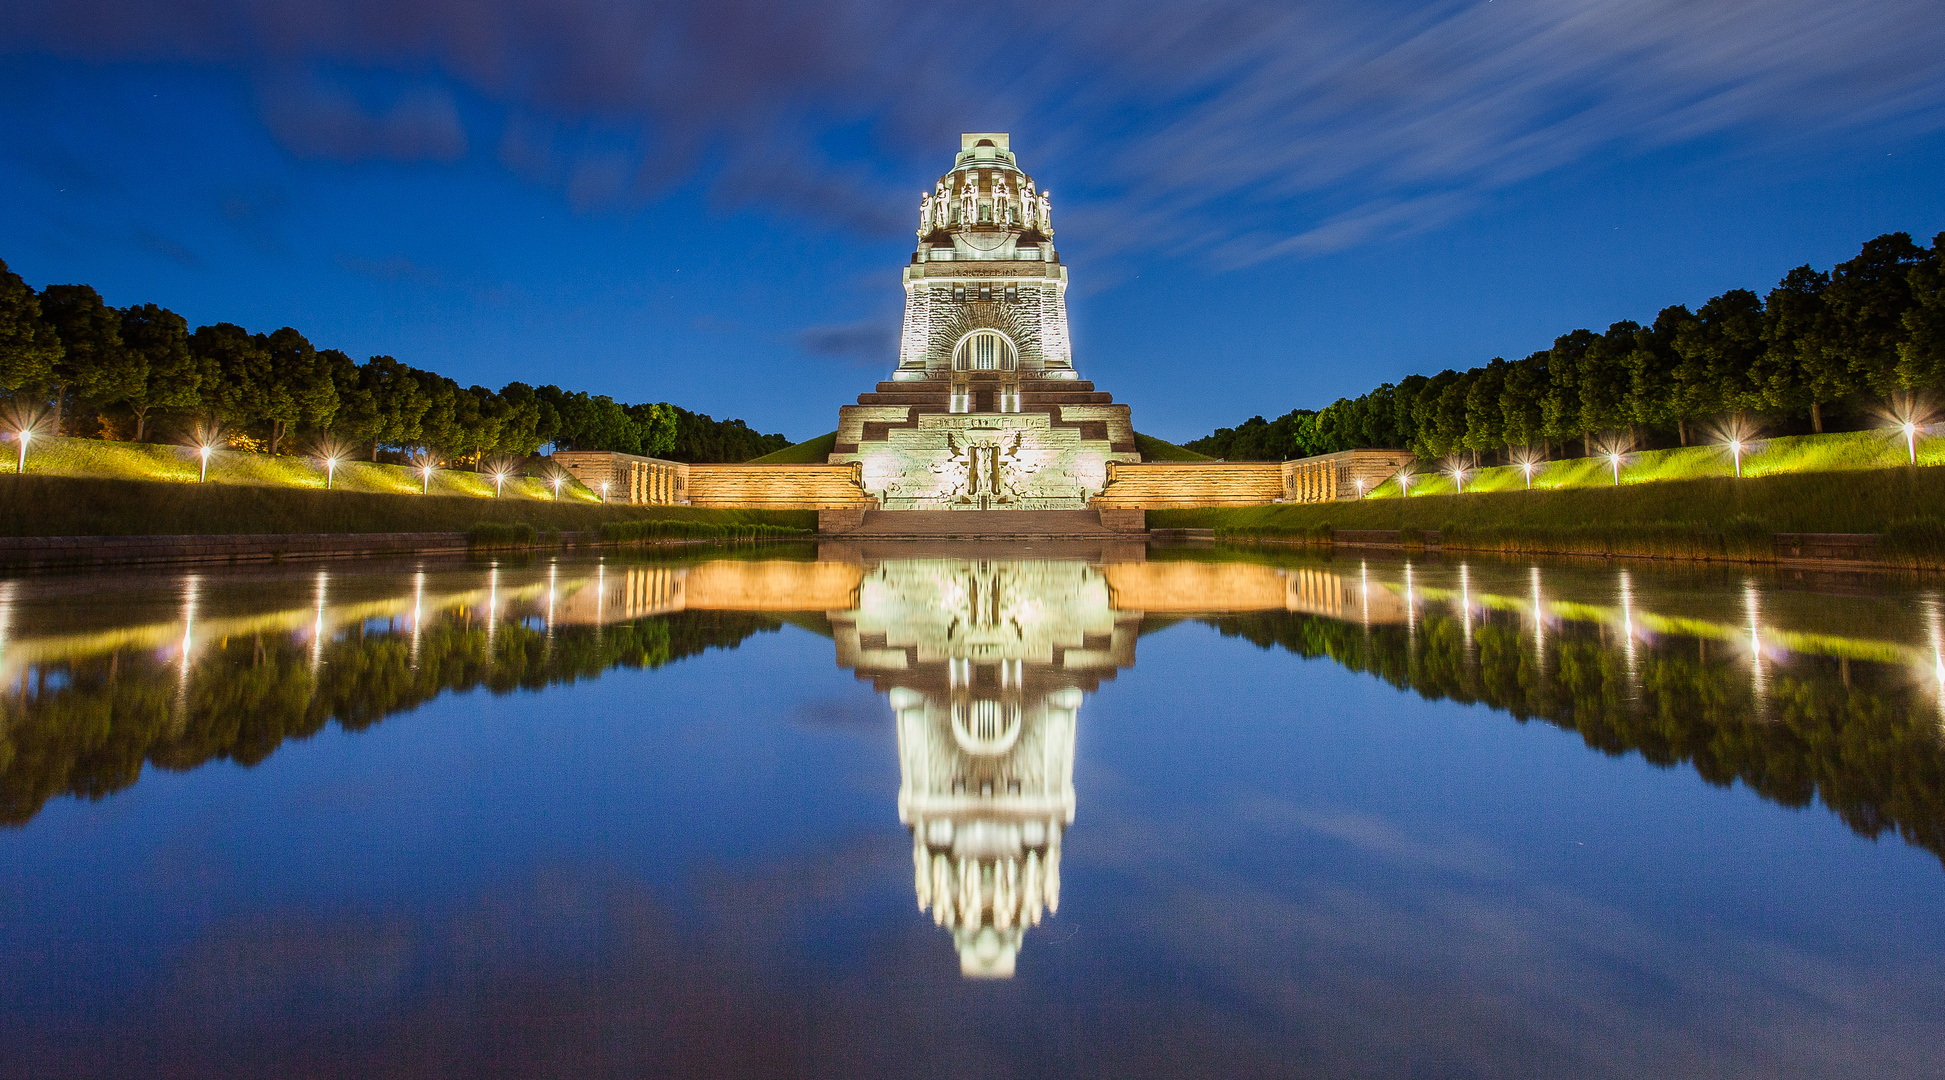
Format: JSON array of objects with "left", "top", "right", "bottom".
[{"left": 2, "top": 541, "right": 1944, "bottom": 1077}]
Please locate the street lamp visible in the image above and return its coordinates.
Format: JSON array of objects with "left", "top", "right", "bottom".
[
  {"left": 1728, "top": 438, "right": 1743, "bottom": 478},
  {"left": 15, "top": 428, "right": 30, "bottom": 474},
  {"left": 1449, "top": 464, "right": 1466, "bottom": 494},
  {"left": 494, "top": 470, "right": 508, "bottom": 497},
  {"left": 551, "top": 475, "right": 563, "bottom": 501},
  {"left": 1355, "top": 478, "right": 1366, "bottom": 499},
  {"left": 600, "top": 480, "right": 609, "bottom": 503},
  {"left": 324, "top": 455, "right": 340, "bottom": 490},
  {"left": 1904, "top": 421, "right": 1919, "bottom": 465},
  {"left": 198, "top": 443, "right": 213, "bottom": 482},
  {"left": 1607, "top": 451, "right": 1623, "bottom": 486},
  {"left": 1521, "top": 460, "right": 1534, "bottom": 490},
  {"left": 421, "top": 463, "right": 434, "bottom": 494}
]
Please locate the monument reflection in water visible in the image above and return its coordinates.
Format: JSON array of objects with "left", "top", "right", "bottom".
[{"left": 4, "top": 546, "right": 1945, "bottom": 990}]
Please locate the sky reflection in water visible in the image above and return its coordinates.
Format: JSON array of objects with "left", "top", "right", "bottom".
[{"left": 1, "top": 544, "right": 1943, "bottom": 1078}]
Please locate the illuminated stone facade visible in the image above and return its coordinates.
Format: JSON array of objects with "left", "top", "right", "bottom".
[
  {"left": 831, "top": 557, "right": 1138, "bottom": 977},
  {"left": 830, "top": 134, "right": 1137, "bottom": 510}
]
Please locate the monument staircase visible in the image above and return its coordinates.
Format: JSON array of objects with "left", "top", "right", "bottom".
[{"left": 821, "top": 508, "right": 1133, "bottom": 539}]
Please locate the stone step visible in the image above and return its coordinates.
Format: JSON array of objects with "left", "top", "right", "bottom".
[{"left": 834, "top": 509, "right": 1127, "bottom": 538}]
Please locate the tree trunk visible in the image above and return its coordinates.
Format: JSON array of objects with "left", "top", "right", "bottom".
[
  {"left": 1583, "top": 432, "right": 1592, "bottom": 457},
  {"left": 269, "top": 421, "right": 282, "bottom": 456},
  {"left": 1678, "top": 418, "right": 1687, "bottom": 446},
  {"left": 133, "top": 407, "right": 148, "bottom": 443},
  {"left": 1811, "top": 400, "right": 1823, "bottom": 434},
  {"left": 372, "top": 438, "right": 381, "bottom": 462}
]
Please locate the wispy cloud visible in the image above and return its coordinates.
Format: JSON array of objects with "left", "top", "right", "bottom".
[{"left": 3, "top": 0, "right": 1940, "bottom": 260}]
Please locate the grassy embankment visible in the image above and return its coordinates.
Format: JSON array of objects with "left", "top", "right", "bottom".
[
  {"left": 14, "top": 434, "right": 595, "bottom": 500},
  {"left": 1133, "top": 432, "right": 1214, "bottom": 462},
  {"left": 747, "top": 431, "right": 838, "bottom": 463},
  {"left": 1148, "top": 461, "right": 1945, "bottom": 567},
  {"left": 0, "top": 438, "right": 814, "bottom": 537}
]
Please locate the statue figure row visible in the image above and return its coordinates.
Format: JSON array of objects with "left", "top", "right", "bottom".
[{"left": 919, "top": 174, "right": 1052, "bottom": 234}]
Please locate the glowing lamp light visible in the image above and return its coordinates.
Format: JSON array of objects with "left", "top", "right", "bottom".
[
  {"left": 551, "top": 475, "right": 563, "bottom": 501},
  {"left": 1904, "top": 421, "right": 1919, "bottom": 465},
  {"left": 14, "top": 428, "right": 30, "bottom": 474},
  {"left": 198, "top": 443, "right": 213, "bottom": 483},
  {"left": 420, "top": 464, "right": 434, "bottom": 494},
  {"left": 1520, "top": 460, "right": 1534, "bottom": 490},
  {"left": 1398, "top": 472, "right": 1413, "bottom": 497},
  {"left": 324, "top": 455, "right": 340, "bottom": 490},
  {"left": 1449, "top": 466, "right": 1466, "bottom": 494},
  {"left": 1355, "top": 478, "right": 1366, "bottom": 499},
  {"left": 600, "top": 480, "right": 610, "bottom": 503},
  {"left": 1607, "top": 451, "right": 1623, "bottom": 486},
  {"left": 1728, "top": 439, "right": 1744, "bottom": 478},
  {"left": 493, "top": 471, "right": 508, "bottom": 497}
]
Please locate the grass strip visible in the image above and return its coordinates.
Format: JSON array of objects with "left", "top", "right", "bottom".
[{"left": 0, "top": 474, "right": 816, "bottom": 537}]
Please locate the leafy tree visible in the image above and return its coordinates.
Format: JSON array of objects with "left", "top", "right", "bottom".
[
  {"left": 39, "top": 284, "right": 141, "bottom": 435},
  {"left": 1898, "top": 233, "right": 1945, "bottom": 390},
  {"left": 0, "top": 258, "right": 60, "bottom": 395},
  {"left": 118, "top": 304, "right": 202, "bottom": 441},
  {"left": 260, "top": 327, "right": 338, "bottom": 454},
  {"left": 1462, "top": 359, "right": 1506, "bottom": 459},
  {"left": 1578, "top": 322, "right": 1639, "bottom": 441},
  {"left": 1544, "top": 330, "right": 1595, "bottom": 455},
  {"left": 1822, "top": 232, "right": 1925, "bottom": 397},
  {"left": 1674, "top": 290, "right": 1766, "bottom": 429},
  {"left": 1499, "top": 351, "right": 1548, "bottom": 454},
  {"left": 1759, "top": 266, "right": 1836, "bottom": 431},
  {"left": 191, "top": 323, "right": 271, "bottom": 432},
  {"left": 497, "top": 382, "right": 546, "bottom": 457},
  {"left": 627, "top": 401, "right": 679, "bottom": 458},
  {"left": 1627, "top": 307, "right": 1688, "bottom": 440}
]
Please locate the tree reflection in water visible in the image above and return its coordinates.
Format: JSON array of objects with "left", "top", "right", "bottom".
[{"left": 2, "top": 547, "right": 1944, "bottom": 978}]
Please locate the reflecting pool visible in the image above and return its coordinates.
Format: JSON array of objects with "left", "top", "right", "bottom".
[{"left": 3, "top": 542, "right": 1944, "bottom": 1077}]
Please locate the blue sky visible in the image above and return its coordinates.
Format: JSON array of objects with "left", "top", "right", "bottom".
[{"left": 2, "top": 0, "right": 1942, "bottom": 443}]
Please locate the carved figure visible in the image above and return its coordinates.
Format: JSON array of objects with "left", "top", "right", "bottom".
[
  {"left": 1037, "top": 191, "right": 1052, "bottom": 233},
  {"left": 992, "top": 176, "right": 1011, "bottom": 227},
  {"left": 920, "top": 194, "right": 933, "bottom": 235},
  {"left": 1022, "top": 179, "right": 1037, "bottom": 226},
  {"left": 961, "top": 175, "right": 978, "bottom": 228},
  {"left": 935, "top": 180, "right": 949, "bottom": 228}
]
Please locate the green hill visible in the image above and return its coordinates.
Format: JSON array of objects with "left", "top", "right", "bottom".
[
  {"left": 1135, "top": 432, "right": 1214, "bottom": 461},
  {"left": 747, "top": 431, "right": 837, "bottom": 463}
]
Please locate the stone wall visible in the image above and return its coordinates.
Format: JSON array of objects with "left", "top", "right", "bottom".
[
  {"left": 685, "top": 463, "right": 878, "bottom": 510},
  {"left": 551, "top": 450, "right": 688, "bottom": 505},
  {"left": 1283, "top": 449, "right": 1416, "bottom": 502}
]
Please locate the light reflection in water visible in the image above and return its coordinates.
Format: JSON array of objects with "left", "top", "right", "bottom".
[{"left": 4, "top": 548, "right": 1945, "bottom": 981}]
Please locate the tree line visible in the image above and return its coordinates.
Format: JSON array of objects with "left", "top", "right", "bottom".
[
  {"left": 0, "top": 258, "right": 790, "bottom": 465},
  {"left": 0, "top": 607, "right": 781, "bottom": 826},
  {"left": 1205, "top": 607, "right": 1945, "bottom": 867},
  {"left": 1187, "top": 231, "right": 1945, "bottom": 463}
]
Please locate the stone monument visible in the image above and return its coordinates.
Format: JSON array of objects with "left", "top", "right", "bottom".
[{"left": 829, "top": 134, "right": 1138, "bottom": 510}]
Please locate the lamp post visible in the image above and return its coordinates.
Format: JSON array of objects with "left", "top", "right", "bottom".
[
  {"left": 15, "top": 429, "right": 30, "bottom": 474},
  {"left": 1399, "top": 472, "right": 1412, "bottom": 497},
  {"left": 324, "top": 455, "right": 339, "bottom": 490},
  {"left": 1521, "top": 460, "right": 1534, "bottom": 490},
  {"left": 1449, "top": 466, "right": 1465, "bottom": 494},
  {"left": 1904, "top": 421, "right": 1919, "bottom": 465},
  {"left": 600, "top": 481, "right": 609, "bottom": 503},
  {"left": 1355, "top": 478, "right": 1365, "bottom": 499},
  {"left": 551, "top": 475, "right": 562, "bottom": 501},
  {"left": 1729, "top": 439, "right": 1743, "bottom": 478},
  {"left": 1608, "top": 451, "right": 1622, "bottom": 486},
  {"left": 421, "top": 464, "right": 433, "bottom": 494},
  {"left": 494, "top": 471, "right": 507, "bottom": 497},
  {"left": 199, "top": 443, "right": 212, "bottom": 482}
]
